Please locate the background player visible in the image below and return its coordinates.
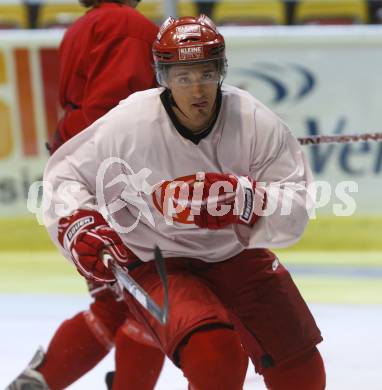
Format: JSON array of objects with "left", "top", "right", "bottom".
[{"left": 7, "top": 0, "right": 165, "bottom": 389}]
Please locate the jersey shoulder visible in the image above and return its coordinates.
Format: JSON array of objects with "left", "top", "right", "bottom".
[
  {"left": 221, "top": 83, "right": 268, "bottom": 119},
  {"left": 221, "top": 83, "right": 272, "bottom": 113},
  {"left": 221, "top": 83, "right": 292, "bottom": 162},
  {"left": 95, "top": 88, "right": 163, "bottom": 134},
  {"left": 222, "top": 83, "right": 290, "bottom": 134},
  {"left": 91, "top": 88, "right": 164, "bottom": 155},
  {"left": 118, "top": 87, "right": 163, "bottom": 108}
]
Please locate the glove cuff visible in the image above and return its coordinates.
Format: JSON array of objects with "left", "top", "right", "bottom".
[
  {"left": 236, "top": 176, "right": 256, "bottom": 224},
  {"left": 236, "top": 176, "right": 266, "bottom": 226}
]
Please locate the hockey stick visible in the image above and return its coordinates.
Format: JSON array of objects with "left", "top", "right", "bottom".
[
  {"left": 298, "top": 132, "right": 382, "bottom": 145},
  {"left": 102, "top": 246, "right": 169, "bottom": 325}
]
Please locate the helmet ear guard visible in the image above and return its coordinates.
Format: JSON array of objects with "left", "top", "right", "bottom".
[{"left": 153, "top": 15, "right": 227, "bottom": 87}]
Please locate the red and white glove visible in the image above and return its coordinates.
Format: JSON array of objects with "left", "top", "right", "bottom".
[
  {"left": 191, "top": 172, "right": 266, "bottom": 230},
  {"left": 58, "top": 209, "right": 134, "bottom": 283}
]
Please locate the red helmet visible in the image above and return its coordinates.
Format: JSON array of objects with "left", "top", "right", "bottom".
[{"left": 153, "top": 15, "right": 227, "bottom": 86}]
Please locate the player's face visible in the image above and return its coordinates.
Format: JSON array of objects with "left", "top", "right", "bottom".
[{"left": 167, "top": 62, "right": 219, "bottom": 132}]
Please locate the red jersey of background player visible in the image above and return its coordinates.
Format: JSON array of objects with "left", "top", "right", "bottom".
[{"left": 52, "top": 2, "right": 158, "bottom": 152}]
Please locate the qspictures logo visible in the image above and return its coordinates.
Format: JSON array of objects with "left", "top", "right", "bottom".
[
  {"left": 96, "top": 157, "right": 157, "bottom": 234},
  {"left": 28, "top": 158, "right": 359, "bottom": 232}
]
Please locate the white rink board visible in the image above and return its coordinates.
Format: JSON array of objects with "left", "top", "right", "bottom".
[{"left": 0, "top": 26, "right": 381, "bottom": 216}]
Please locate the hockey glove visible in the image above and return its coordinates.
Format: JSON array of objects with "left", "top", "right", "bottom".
[
  {"left": 192, "top": 172, "right": 266, "bottom": 230},
  {"left": 58, "top": 209, "right": 133, "bottom": 283}
]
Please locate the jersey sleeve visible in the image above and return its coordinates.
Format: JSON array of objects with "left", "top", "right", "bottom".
[
  {"left": 235, "top": 107, "right": 315, "bottom": 249},
  {"left": 42, "top": 127, "right": 99, "bottom": 260},
  {"left": 42, "top": 105, "right": 132, "bottom": 260}
]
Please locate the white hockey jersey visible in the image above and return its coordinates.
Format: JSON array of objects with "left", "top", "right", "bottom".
[{"left": 42, "top": 84, "right": 315, "bottom": 263}]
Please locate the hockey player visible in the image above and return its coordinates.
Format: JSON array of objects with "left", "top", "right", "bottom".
[
  {"left": 6, "top": 0, "right": 165, "bottom": 389},
  {"left": 50, "top": 0, "right": 158, "bottom": 152},
  {"left": 41, "top": 15, "right": 326, "bottom": 390}
]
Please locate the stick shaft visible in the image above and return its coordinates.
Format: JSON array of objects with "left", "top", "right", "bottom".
[
  {"left": 154, "top": 246, "right": 169, "bottom": 324},
  {"left": 298, "top": 132, "right": 382, "bottom": 145},
  {"left": 103, "top": 253, "right": 168, "bottom": 325}
]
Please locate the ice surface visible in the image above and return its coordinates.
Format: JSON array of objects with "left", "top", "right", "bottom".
[{"left": 1, "top": 295, "right": 381, "bottom": 389}]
